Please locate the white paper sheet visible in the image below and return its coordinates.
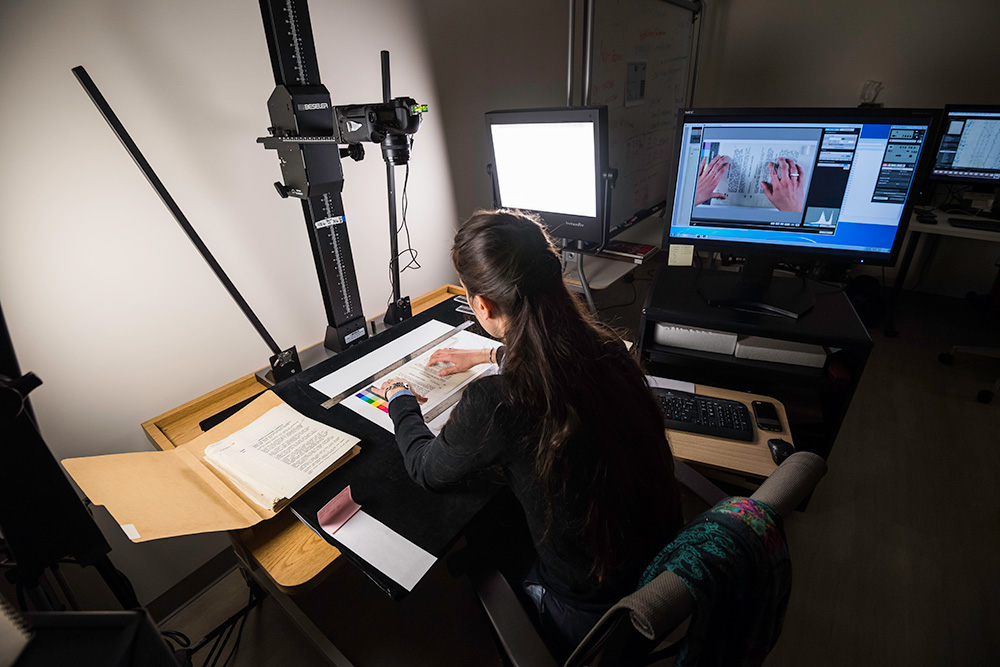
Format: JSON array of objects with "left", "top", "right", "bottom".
[
  {"left": 309, "top": 320, "right": 455, "bottom": 398},
  {"left": 331, "top": 510, "right": 437, "bottom": 592},
  {"left": 646, "top": 375, "right": 696, "bottom": 393}
]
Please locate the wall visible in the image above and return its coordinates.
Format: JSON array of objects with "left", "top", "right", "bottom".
[
  {"left": 0, "top": 0, "right": 458, "bottom": 605},
  {"left": 694, "top": 0, "right": 1000, "bottom": 296},
  {"left": 414, "top": 0, "right": 572, "bottom": 222}
]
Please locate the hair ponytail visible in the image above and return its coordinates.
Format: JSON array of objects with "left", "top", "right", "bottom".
[{"left": 453, "top": 210, "right": 679, "bottom": 581}]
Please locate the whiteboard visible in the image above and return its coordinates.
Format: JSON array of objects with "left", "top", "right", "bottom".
[{"left": 588, "top": 0, "right": 697, "bottom": 234}]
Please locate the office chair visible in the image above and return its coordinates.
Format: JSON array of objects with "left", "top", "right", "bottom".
[{"left": 468, "top": 451, "right": 828, "bottom": 667}]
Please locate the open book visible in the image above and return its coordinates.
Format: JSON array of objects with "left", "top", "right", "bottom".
[{"left": 203, "top": 401, "right": 359, "bottom": 511}]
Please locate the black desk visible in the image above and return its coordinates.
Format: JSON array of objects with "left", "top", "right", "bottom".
[
  {"left": 639, "top": 266, "right": 872, "bottom": 460},
  {"left": 273, "top": 298, "right": 499, "bottom": 599}
]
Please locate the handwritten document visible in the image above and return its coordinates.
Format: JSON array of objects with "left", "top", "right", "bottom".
[
  {"left": 700, "top": 140, "right": 816, "bottom": 208},
  {"left": 204, "top": 402, "right": 359, "bottom": 510},
  {"left": 954, "top": 119, "right": 1000, "bottom": 170}
]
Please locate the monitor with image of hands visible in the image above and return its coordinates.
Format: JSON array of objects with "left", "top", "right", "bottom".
[{"left": 665, "top": 107, "right": 938, "bottom": 318}]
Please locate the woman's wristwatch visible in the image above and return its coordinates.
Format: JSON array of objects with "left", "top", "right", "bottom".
[{"left": 385, "top": 381, "right": 411, "bottom": 398}]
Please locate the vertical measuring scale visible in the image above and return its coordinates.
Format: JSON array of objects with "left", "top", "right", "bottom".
[{"left": 259, "top": 0, "right": 368, "bottom": 352}]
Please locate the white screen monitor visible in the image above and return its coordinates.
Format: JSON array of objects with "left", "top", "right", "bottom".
[{"left": 486, "top": 107, "right": 609, "bottom": 245}]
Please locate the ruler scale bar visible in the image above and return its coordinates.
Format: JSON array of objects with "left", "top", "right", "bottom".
[
  {"left": 320, "top": 321, "right": 474, "bottom": 409},
  {"left": 421, "top": 384, "right": 469, "bottom": 423}
]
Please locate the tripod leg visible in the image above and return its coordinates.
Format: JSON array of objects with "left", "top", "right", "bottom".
[{"left": 95, "top": 555, "right": 141, "bottom": 609}]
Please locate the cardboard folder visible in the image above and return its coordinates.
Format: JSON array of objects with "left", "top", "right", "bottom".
[{"left": 62, "top": 391, "right": 359, "bottom": 542}]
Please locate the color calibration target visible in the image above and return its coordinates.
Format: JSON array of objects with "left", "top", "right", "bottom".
[{"left": 356, "top": 389, "right": 389, "bottom": 413}]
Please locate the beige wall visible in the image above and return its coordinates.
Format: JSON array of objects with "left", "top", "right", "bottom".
[
  {"left": 694, "top": 0, "right": 1000, "bottom": 295},
  {"left": 414, "top": 0, "right": 572, "bottom": 222},
  {"left": 0, "top": 0, "right": 459, "bottom": 604}
]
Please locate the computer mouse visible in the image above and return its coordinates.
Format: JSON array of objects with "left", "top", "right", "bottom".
[{"left": 767, "top": 438, "right": 795, "bottom": 465}]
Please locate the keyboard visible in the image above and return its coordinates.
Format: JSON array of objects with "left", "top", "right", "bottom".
[
  {"left": 947, "top": 217, "right": 1000, "bottom": 232},
  {"left": 653, "top": 387, "right": 754, "bottom": 441}
]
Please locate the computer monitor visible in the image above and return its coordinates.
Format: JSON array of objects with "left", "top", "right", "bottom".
[
  {"left": 929, "top": 105, "right": 1000, "bottom": 184},
  {"left": 665, "top": 107, "right": 938, "bottom": 317},
  {"left": 485, "top": 106, "right": 611, "bottom": 245}
]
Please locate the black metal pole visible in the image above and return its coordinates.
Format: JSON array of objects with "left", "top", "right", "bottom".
[
  {"left": 566, "top": 0, "right": 575, "bottom": 106},
  {"left": 381, "top": 50, "right": 392, "bottom": 105},
  {"left": 380, "top": 50, "right": 407, "bottom": 324},
  {"left": 386, "top": 164, "right": 401, "bottom": 307},
  {"left": 72, "top": 66, "right": 283, "bottom": 357}
]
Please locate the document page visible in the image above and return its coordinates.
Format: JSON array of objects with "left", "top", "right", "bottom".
[
  {"left": 954, "top": 119, "right": 1000, "bottom": 169},
  {"left": 204, "top": 402, "right": 359, "bottom": 510},
  {"left": 343, "top": 328, "right": 501, "bottom": 433},
  {"left": 309, "top": 320, "right": 455, "bottom": 399},
  {"left": 701, "top": 140, "right": 816, "bottom": 208}
]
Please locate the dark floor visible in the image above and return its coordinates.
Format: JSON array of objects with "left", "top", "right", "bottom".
[{"left": 161, "top": 277, "right": 1000, "bottom": 666}]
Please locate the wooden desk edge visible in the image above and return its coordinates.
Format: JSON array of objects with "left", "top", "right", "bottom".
[{"left": 140, "top": 284, "right": 465, "bottom": 592}]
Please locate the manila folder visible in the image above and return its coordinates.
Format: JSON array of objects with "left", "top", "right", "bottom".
[{"left": 63, "top": 391, "right": 358, "bottom": 542}]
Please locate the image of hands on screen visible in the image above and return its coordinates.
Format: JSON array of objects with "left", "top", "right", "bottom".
[
  {"left": 693, "top": 139, "right": 815, "bottom": 214},
  {"left": 694, "top": 155, "right": 730, "bottom": 205},
  {"left": 759, "top": 157, "right": 806, "bottom": 212}
]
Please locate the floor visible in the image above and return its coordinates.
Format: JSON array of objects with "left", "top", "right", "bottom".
[{"left": 158, "top": 278, "right": 1000, "bottom": 666}]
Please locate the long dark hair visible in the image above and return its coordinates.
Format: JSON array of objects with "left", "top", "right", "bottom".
[{"left": 452, "top": 209, "right": 681, "bottom": 581}]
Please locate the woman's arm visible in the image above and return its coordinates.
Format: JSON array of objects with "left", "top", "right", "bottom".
[{"left": 388, "top": 378, "right": 504, "bottom": 490}]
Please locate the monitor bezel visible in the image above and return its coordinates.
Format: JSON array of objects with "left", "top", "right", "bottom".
[
  {"left": 664, "top": 107, "right": 940, "bottom": 267},
  {"left": 485, "top": 106, "right": 610, "bottom": 245},
  {"left": 927, "top": 104, "right": 1000, "bottom": 185}
]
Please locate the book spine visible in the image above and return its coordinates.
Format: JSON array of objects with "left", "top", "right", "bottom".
[{"left": 598, "top": 252, "right": 643, "bottom": 264}]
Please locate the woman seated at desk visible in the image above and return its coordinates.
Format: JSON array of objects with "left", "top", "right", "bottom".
[{"left": 374, "top": 209, "right": 683, "bottom": 658}]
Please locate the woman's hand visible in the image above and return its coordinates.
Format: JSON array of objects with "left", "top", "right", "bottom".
[
  {"left": 427, "top": 347, "right": 493, "bottom": 377},
  {"left": 760, "top": 158, "right": 805, "bottom": 212},
  {"left": 693, "top": 155, "right": 730, "bottom": 206},
  {"left": 371, "top": 378, "right": 428, "bottom": 403}
]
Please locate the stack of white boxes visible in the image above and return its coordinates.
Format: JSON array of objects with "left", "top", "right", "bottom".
[{"left": 654, "top": 322, "right": 827, "bottom": 368}]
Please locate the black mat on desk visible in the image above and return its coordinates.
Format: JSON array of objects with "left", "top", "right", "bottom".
[{"left": 276, "top": 299, "right": 501, "bottom": 599}]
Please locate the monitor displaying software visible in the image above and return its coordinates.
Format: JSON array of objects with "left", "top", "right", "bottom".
[
  {"left": 930, "top": 105, "right": 1000, "bottom": 183},
  {"left": 667, "top": 109, "right": 936, "bottom": 263}
]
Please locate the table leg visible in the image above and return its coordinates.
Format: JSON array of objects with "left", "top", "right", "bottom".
[
  {"left": 885, "top": 230, "right": 922, "bottom": 337},
  {"left": 247, "top": 566, "right": 356, "bottom": 667}
]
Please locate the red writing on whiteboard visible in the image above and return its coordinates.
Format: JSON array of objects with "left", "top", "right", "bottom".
[
  {"left": 601, "top": 79, "right": 615, "bottom": 90},
  {"left": 600, "top": 49, "right": 623, "bottom": 64},
  {"left": 639, "top": 29, "right": 666, "bottom": 39}
]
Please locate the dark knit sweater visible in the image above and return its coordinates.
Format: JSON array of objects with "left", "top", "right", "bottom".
[{"left": 389, "top": 372, "right": 679, "bottom": 604}]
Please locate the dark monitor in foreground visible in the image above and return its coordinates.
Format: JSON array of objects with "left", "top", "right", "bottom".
[
  {"left": 930, "top": 105, "right": 1000, "bottom": 184},
  {"left": 486, "top": 107, "right": 610, "bottom": 245},
  {"left": 666, "top": 108, "right": 938, "bottom": 318}
]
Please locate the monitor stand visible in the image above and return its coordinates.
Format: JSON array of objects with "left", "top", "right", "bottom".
[{"left": 698, "top": 256, "right": 815, "bottom": 319}]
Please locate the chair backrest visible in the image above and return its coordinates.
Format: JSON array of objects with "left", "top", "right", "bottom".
[{"left": 565, "top": 451, "right": 828, "bottom": 667}]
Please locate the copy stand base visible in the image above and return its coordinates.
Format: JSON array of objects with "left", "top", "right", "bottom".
[
  {"left": 268, "top": 347, "right": 302, "bottom": 383},
  {"left": 384, "top": 296, "right": 412, "bottom": 326},
  {"left": 324, "top": 317, "right": 370, "bottom": 353}
]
